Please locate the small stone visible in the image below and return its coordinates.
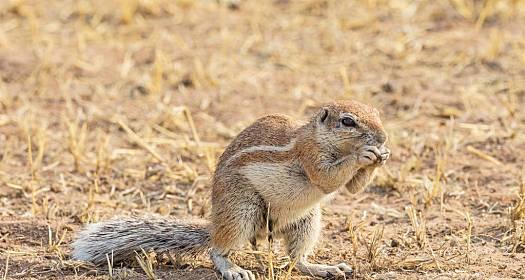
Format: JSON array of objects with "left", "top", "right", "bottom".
[
  {"left": 390, "top": 239, "right": 400, "bottom": 247},
  {"left": 381, "top": 82, "right": 394, "bottom": 93}
]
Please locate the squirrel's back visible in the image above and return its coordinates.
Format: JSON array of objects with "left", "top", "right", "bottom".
[{"left": 217, "top": 114, "right": 300, "bottom": 166}]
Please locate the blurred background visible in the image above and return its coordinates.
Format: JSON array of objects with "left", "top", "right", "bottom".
[{"left": 0, "top": 0, "right": 524, "bottom": 279}]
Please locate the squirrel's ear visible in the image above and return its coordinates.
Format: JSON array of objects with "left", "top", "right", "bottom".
[{"left": 317, "top": 108, "right": 329, "bottom": 124}]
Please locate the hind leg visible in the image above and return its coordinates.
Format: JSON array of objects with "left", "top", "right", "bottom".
[
  {"left": 250, "top": 237, "right": 267, "bottom": 267},
  {"left": 282, "top": 206, "right": 352, "bottom": 278},
  {"left": 210, "top": 189, "right": 265, "bottom": 280}
]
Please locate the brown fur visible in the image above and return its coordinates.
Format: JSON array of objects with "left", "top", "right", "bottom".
[
  {"left": 210, "top": 99, "right": 388, "bottom": 255},
  {"left": 217, "top": 114, "right": 299, "bottom": 164},
  {"left": 324, "top": 100, "right": 384, "bottom": 132}
]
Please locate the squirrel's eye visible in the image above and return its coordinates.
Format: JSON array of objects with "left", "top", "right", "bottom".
[{"left": 341, "top": 117, "right": 357, "bottom": 127}]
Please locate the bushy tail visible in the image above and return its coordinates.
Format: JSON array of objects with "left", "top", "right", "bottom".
[{"left": 71, "top": 216, "right": 211, "bottom": 265}]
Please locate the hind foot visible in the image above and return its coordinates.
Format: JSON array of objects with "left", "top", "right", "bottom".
[
  {"left": 211, "top": 248, "right": 255, "bottom": 280},
  {"left": 296, "top": 261, "right": 352, "bottom": 278}
]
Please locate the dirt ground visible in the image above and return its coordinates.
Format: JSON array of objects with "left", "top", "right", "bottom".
[{"left": 0, "top": 0, "right": 524, "bottom": 279}]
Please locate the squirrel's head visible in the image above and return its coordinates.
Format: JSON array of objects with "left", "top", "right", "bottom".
[{"left": 312, "top": 100, "right": 387, "bottom": 155}]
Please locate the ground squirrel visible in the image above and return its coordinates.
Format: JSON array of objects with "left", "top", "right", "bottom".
[{"left": 72, "top": 100, "right": 390, "bottom": 279}]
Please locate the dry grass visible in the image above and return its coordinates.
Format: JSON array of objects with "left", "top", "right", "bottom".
[
  {"left": 135, "top": 249, "right": 157, "bottom": 280},
  {"left": 1, "top": 0, "right": 525, "bottom": 279},
  {"left": 406, "top": 206, "right": 427, "bottom": 248}
]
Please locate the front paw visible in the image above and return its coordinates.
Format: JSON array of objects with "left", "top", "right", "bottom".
[
  {"left": 378, "top": 146, "right": 390, "bottom": 165},
  {"left": 357, "top": 145, "right": 381, "bottom": 166},
  {"left": 357, "top": 145, "right": 390, "bottom": 167}
]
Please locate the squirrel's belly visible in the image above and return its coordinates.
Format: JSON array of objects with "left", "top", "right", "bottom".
[{"left": 240, "top": 162, "right": 326, "bottom": 214}]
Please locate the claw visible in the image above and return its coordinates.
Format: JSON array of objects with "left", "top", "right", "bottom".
[
  {"left": 379, "top": 146, "right": 390, "bottom": 161},
  {"left": 220, "top": 269, "right": 254, "bottom": 280}
]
